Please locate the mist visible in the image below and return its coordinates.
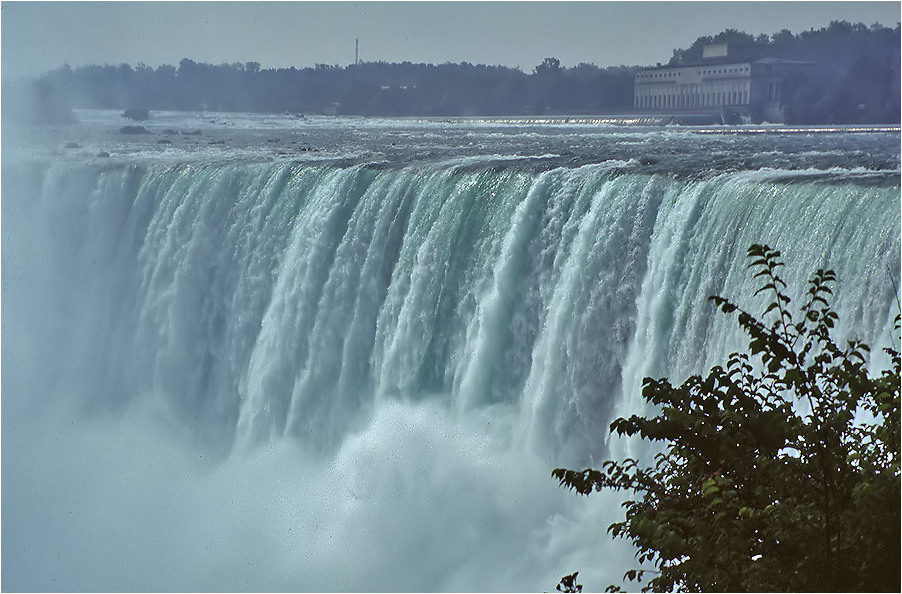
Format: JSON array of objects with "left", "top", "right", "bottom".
[{"left": 2, "top": 374, "right": 633, "bottom": 591}]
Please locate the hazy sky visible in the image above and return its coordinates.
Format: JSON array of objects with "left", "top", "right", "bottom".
[{"left": 2, "top": 1, "right": 900, "bottom": 79}]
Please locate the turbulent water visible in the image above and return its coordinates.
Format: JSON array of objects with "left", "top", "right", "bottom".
[{"left": 3, "top": 111, "right": 900, "bottom": 592}]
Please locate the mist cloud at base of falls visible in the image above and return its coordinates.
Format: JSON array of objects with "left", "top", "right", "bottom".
[
  {"left": 3, "top": 155, "right": 899, "bottom": 592},
  {"left": 3, "top": 385, "right": 637, "bottom": 592}
]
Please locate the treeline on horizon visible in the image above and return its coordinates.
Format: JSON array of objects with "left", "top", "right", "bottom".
[{"left": 9, "top": 20, "right": 900, "bottom": 125}]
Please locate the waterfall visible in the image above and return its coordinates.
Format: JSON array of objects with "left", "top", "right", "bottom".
[{"left": 3, "top": 157, "right": 898, "bottom": 591}]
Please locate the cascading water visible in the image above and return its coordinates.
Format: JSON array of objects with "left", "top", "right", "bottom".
[{"left": 3, "top": 115, "right": 899, "bottom": 592}]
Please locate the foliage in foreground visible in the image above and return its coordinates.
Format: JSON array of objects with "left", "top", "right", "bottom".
[{"left": 554, "top": 245, "right": 900, "bottom": 592}]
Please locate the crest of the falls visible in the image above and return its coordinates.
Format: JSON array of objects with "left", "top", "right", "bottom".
[{"left": 9, "top": 159, "right": 899, "bottom": 460}]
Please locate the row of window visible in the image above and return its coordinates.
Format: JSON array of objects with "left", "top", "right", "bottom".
[
  {"left": 698, "top": 65, "right": 750, "bottom": 76},
  {"left": 636, "top": 65, "right": 752, "bottom": 80},
  {"left": 637, "top": 71, "right": 680, "bottom": 80}
]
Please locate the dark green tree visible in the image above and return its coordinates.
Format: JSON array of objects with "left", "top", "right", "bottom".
[{"left": 554, "top": 244, "right": 900, "bottom": 592}]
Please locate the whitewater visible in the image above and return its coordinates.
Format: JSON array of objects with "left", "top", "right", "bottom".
[{"left": 3, "top": 111, "right": 900, "bottom": 592}]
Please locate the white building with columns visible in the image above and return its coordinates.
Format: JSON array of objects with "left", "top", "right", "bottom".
[{"left": 633, "top": 44, "right": 812, "bottom": 123}]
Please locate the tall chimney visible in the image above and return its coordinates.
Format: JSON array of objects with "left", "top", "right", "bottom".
[{"left": 355, "top": 39, "right": 359, "bottom": 65}]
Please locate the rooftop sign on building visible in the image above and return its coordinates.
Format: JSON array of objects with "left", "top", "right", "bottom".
[{"left": 702, "top": 43, "right": 729, "bottom": 59}]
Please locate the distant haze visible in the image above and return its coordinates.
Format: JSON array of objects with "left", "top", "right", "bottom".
[
  {"left": 0, "top": 1, "right": 900, "bottom": 78},
  {"left": 1, "top": 1, "right": 900, "bottom": 79}
]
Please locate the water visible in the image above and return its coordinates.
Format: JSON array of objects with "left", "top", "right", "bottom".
[{"left": 3, "top": 111, "right": 899, "bottom": 591}]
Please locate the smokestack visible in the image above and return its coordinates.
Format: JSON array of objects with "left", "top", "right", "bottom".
[{"left": 355, "top": 38, "right": 359, "bottom": 65}]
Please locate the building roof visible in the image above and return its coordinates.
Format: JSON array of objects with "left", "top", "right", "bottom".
[
  {"left": 638, "top": 56, "right": 813, "bottom": 73},
  {"left": 640, "top": 43, "right": 814, "bottom": 72},
  {"left": 752, "top": 57, "right": 814, "bottom": 65}
]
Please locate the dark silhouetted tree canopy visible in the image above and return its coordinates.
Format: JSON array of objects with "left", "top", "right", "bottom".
[
  {"left": 9, "top": 21, "right": 899, "bottom": 123},
  {"left": 669, "top": 21, "right": 900, "bottom": 124}
]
